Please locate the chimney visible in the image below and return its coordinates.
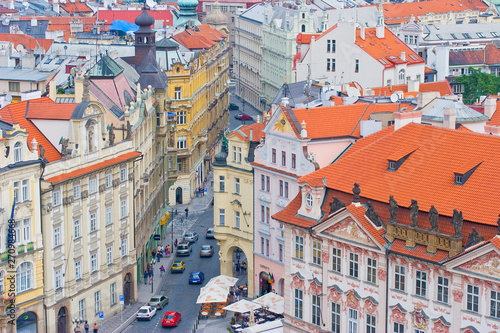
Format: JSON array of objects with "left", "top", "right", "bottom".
[
  {"left": 417, "top": 91, "right": 440, "bottom": 108},
  {"left": 376, "top": 3, "right": 385, "bottom": 39},
  {"left": 249, "top": 129, "right": 253, "bottom": 141},
  {"left": 49, "top": 80, "right": 57, "bottom": 101},
  {"left": 257, "top": 115, "right": 260, "bottom": 123},
  {"left": 408, "top": 80, "right": 419, "bottom": 93},
  {"left": 484, "top": 97, "right": 497, "bottom": 119},
  {"left": 394, "top": 109, "right": 422, "bottom": 131},
  {"left": 360, "top": 25, "right": 365, "bottom": 40},
  {"left": 443, "top": 107, "right": 456, "bottom": 129},
  {"left": 281, "top": 97, "right": 289, "bottom": 107},
  {"left": 400, "top": 52, "right": 405, "bottom": 61},
  {"left": 300, "top": 120, "right": 307, "bottom": 138},
  {"left": 75, "top": 76, "right": 83, "bottom": 103},
  {"left": 53, "top": 0, "right": 60, "bottom": 13}
]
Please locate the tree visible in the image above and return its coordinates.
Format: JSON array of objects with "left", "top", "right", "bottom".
[{"left": 455, "top": 68, "right": 500, "bottom": 104}]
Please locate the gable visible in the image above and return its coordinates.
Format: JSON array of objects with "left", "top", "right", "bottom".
[
  {"left": 457, "top": 250, "right": 500, "bottom": 280},
  {"left": 271, "top": 112, "right": 296, "bottom": 136},
  {"left": 321, "top": 215, "right": 379, "bottom": 249}
]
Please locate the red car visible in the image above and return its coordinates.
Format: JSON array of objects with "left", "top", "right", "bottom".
[
  {"left": 162, "top": 311, "right": 182, "bottom": 327},
  {"left": 234, "top": 113, "right": 253, "bottom": 121}
]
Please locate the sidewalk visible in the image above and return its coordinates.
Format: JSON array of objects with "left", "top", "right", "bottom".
[{"left": 99, "top": 172, "right": 215, "bottom": 333}]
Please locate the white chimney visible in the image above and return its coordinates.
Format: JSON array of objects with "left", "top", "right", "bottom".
[
  {"left": 31, "top": 19, "right": 37, "bottom": 27},
  {"left": 300, "top": 120, "right": 307, "bottom": 138},
  {"left": 400, "top": 52, "right": 405, "bottom": 61},
  {"left": 417, "top": 92, "right": 440, "bottom": 108},
  {"left": 443, "top": 107, "right": 456, "bottom": 129},
  {"left": 394, "top": 109, "right": 422, "bottom": 131},
  {"left": 31, "top": 137, "right": 38, "bottom": 152},
  {"left": 360, "top": 25, "right": 365, "bottom": 40},
  {"left": 484, "top": 97, "right": 497, "bottom": 119},
  {"left": 408, "top": 80, "right": 419, "bottom": 93},
  {"left": 53, "top": 0, "right": 60, "bottom": 13},
  {"left": 281, "top": 97, "right": 289, "bottom": 107}
]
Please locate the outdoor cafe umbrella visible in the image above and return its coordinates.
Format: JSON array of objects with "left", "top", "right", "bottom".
[
  {"left": 196, "top": 288, "right": 228, "bottom": 304},
  {"left": 206, "top": 274, "right": 239, "bottom": 288},
  {"left": 222, "top": 299, "right": 261, "bottom": 313},
  {"left": 253, "top": 292, "right": 284, "bottom": 314},
  {"left": 200, "top": 284, "right": 229, "bottom": 296}
]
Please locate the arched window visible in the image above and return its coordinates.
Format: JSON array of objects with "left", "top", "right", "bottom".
[
  {"left": 144, "top": 37, "right": 148, "bottom": 44},
  {"left": 301, "top": 24, "right": 306, "bottom": 33},
  {"left": 302, "top": 13, "right": 305, "bottom": 19},
  {"left": 14, "top": 142, "right": 22, "bottom": 162},
  {"left": 16, "top": 262, "right": 32, "bottom": 292},
  {"left": 137, "top": 37, "right": 142, "bottom": 44},
  {"left": 398, "top": 69, "right": 405, "bottom": 84}
]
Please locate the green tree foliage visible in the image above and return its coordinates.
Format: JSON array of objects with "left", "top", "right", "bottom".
[{"left": 455, "top": 67, "right": 500, "bottom": 104}]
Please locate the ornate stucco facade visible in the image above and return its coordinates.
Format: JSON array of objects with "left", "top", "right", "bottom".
[{"left": 0, "top": 124, "right": 44, "bottom": 333}]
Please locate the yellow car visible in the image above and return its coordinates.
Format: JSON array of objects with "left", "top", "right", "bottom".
[{"left": 171, "top": 260, "right": 186, "bottom": 273}]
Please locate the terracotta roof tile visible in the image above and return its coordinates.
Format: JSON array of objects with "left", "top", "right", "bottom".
[
  {"left": 292, "top": 103, "right": 413, "bottom": 139},
  {"left": 300, "top": 123, "right": 500, "bottom": 227},
  {"left": 356, "top": 28, "right": 424, "bottom": 68},
  {"left": 26, "top": 102, "right": 77, "bottom": 120},
  {"left": 346, "top": 204, "right": 386, "bottom": 245},
  {"left": 456, "top": 124, "right": 473, "bottom": 132},
  {"left": 0, "top": 98, "right": 62, "bottom": 162},
  {"left": 273, "top": 192, "right": 313, "bottom": 228},
  {"left": 58, "top": 1, "right": 93, "bottom": 14},
  {"left": 296, "top": 33, "right": 321, "bottom": 44},
  {"left": 491, "top": 236, "right": 500, "bottom": 251},
  {"left": 230, "top": 122, "right": 265, "bottom": 142},
  {"left": 390, "top": 239, "right": 449, "bottom": 263},
  {"left": 369, "top": 81, "right": 453, "bottom": 97},
  {"left": 0, "top": 33, "right": 53, "bottom": 53},
  {"left": 46, "top": 151, "right": 141, "bottom": 184}
]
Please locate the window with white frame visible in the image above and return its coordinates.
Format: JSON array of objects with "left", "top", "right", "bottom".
[
  {"left": 260, "top": 237, "right": 264, "bottom": 255},
  {"left": 367, "top": 258, "right": 377, "bottom": 284},
  {"left": 261, "top": 205, "right": 270, "bottom": 224},
  {"left": 94, "top": 291, "right": 101, "bottom": 314},
  {"left": 332, "top": 248, "right": 341, "bottom": 273},
  {"left": 219, "top": 176, "right": 225, "bottom": 192},
  {"left": 16, "top": 262, "right": 32, "bottom": 292},
  {"left": 279, "top": 180, "right": 289, "bottom": 198},
  {"left": 394, "top": 265, "right": 405, "bottom": 291},
  {"left": 120, "top": 166, "right": 127, "bottom": 182},
  {"left": 348, "top": 308, "right": 358, "bottom": 333},
  {"left": 271, "top": 148, "right": 276, "bottom": 163},
  {"left": 106, "top": 173, "right": 112, "bottom": 188},
  {"left": 398, "top": 69, "right": 405, "bottom": 83},
  {"left": 294, "top": 289, "right": 303, "bottom": 319},
  {"left": 265, "top": 239, "right": 270, "bottom": 256},
  {"left": 312, "top": 294, "right": 321, "bottom": 326},
  {"left": 75, "top": 260, "right": 82, "bottom": 280},
  {"left": 177, "top": 111, "right": 186, "bottom": 125},
  {"left": 312, "top": 241, "right": 321, "bottom": 265},
  {"left": 174, "top": 87, "right": 182, "bottom": 99},
  {"left": 177, "top": 136, "right": 187, "bottom": 149},
  {"left": 281, "top": 151, "right": 286, "bottom": 167},
  {"left": 491, "top": 290, "right": 500, "bottom": 319},
  {"left": 233, "top": 146, "right": 236, "bottom": 161},
  {"left": 467, "top": 284, "right": 479, "bottom": 312},
  {"left": 22, "top": 218, "right": 30, "bottom": 242},
  {"left": 22, "top": 179, "right": 28, "bottom": 201},
  {"left": 14, "top": 141, "right": 22, "bottom": 162},
  {"left": 0, "top": 271, "right": 3, "bottom": 294},
  {"left": 415, "top": 270, "right": 427, "bottom": 297},
  {"left": 366, "top": 314, "right": 376, "bottom": 333},
  {"left": 78, "top": 299, "right": 86, "bottom": 320},
  {"left": 331, "top": 302, "right": 341, "bottom": 332},
  {"left": 106, "top": 206, "right": 112, "bottom": 225},
  {"left": 349, "top": 253, "right": 359, "bottom": 278},
  {"left": 279, "top": 244, "right": 283, "bottom": 262},
  {"left": 393, "top": 323, "right": 404, "bottom": 333},
  {"left": 121, "top": 199, "right": 127, "bottom": 218},
  {"left": 219, "top": 209, "right": 225, "bottom": 226},
  {"left": 110, "top": 283, "right": 116, "bottom": 306},
  {"left": 260, "top": 175, "right": 270, "bottom": 192},
  {"left": 13, "top": 181, "right": 20, "bottom": 203},
  {"left": 53, "top": 188, "right": 61, "bottom": 206},
  {"left": 54, "top": 227, "right": 61, "bottom": 247},
  {"left": 14, "top": 221, "right": 20, "bottom": 245},
  {"left": 73, "top": 183, "right": 81, "bottom": 199},
  {"left": 90, "top": 213, "right": 97, "bottom": 232},
  {"left": 121, "top": 238, "right": 127, "bottom": 256},
  {"left": 55, "top": 268, "right": 62, "bottom": 289},
  {"left": 437, "top": 276, "right": 449, "bottom": 303},
  {"left": 91, "top": 253, "right": 98, "bottom": 273},
  {"left": 235, "top": 178, "right": 240, "bottom": 194},
  {"left": 295, "top": 236, "right": 304, "bottom": 259},
  {"left": 90, "top": 178, "right": 97, "bottom": 194},
  {"left": 291, "top": 153, "right": 296, "bottom": 169},
  {"left": 74, "top": 219, "right": 81, "bottom": 238},
  {"left": 238, "top": 147, "right": 242, "bottom": 162},
  {"left": 235, "top": 212, "right": 240, "bottom": 229},
  {"left": 106, "top": 246, "right": 113, "bottom": 265}
]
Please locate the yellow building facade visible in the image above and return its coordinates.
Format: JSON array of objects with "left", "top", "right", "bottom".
[{"left": 213, "top": 123, "right": 265, "bottom": 297}]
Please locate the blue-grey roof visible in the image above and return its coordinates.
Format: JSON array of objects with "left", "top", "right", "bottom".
[
  {"left": 0, "top": 119, "right": 14, "bottom": 133},
  {"left": 240, "top": 3, "right": 270, "bottom": 24},
  {"left": 0, "top": 67, "right": 56, "bottom": 81},
  {"left": 71, "top": 102, "right": 92, "bottom": 119},
  {"left": 0, "top": 17, "right": 49, "bottom": 39},
  {"left": 389, "top": 303, "right": 407, "bottom": 313},
  {"left": 76, "top": 32, "right": 115, "bottom": 40},
  {"left": 423, "top": 23, "right": 500, "bottom": 42},
  {"left": 421, "top": 98, "right": 489, "bottom": 122},
  {"left": 272, "top": 81, "right": 322, "bottom": 107}
]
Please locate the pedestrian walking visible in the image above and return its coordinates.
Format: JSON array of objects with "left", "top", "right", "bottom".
[
  {"left": 165, "top": 247, "right": 168, "bottom": 256},
  {"left": 157, "top": 250, "right": 161, "bottom": 262},
  {"left": 150, "top": 269, "right": 154, "bottom": 283},
  {"left": 185, "top": 207, "right": 189, "bottom": 218},
  {"left": 167, "top": 245, "right": 171, "bottom": 256},
  {"left": 241, "top": 261, "right": 247, "bottom": 274},
  {"left": 148, "top": 270, "right": 152, "bottom": 285},
  {"left": 84, "top": 321, "right": 89, "bottom": 333},
  {"left": 160, "top": 265, "right": 165, "bottom": 277},
  {"left": 210, "top": 176, "right": 213, "bottom": 187},
  {"left": 74, "top": 325, "right": 81, "bottom": 333},
  {"left": 93, "top": 322, "right": 98, "bottom": 333},
  {"left": 235, "top": 260, "right": 240, "bottom": 273},
  {"left": 143, "top": 270, "right": 148, "bottom": 284},
  {"left": 174, "top": 239, "right": 178, "bottom": 248},
  {"left": 233, "top": 261, "right": 236, "bottom": 271},
  {"left": 195, "top": 187, "right": 199, "bottom": 197}
]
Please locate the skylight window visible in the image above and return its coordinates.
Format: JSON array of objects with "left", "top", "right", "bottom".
[
  {"left": 436, "top": 34, "right": 443, "bottom": 40},
  {"left": 476, "top": 32, "right": 485, "bottom": 38},
  {"left": 379, "top": 58, "right": 388, "bottom": 65},
  {"left": 387, "top": 17, "right": 393, "bottom": 21},
  {"left": 492, "top": 32, "right": 499, "bottom": 37},
  {"left": 403, "top": 16, "right": 409, "bottom": 19},
  {"left": 56, "top": 58, "right": 64, "bottom": 65},
  {"left": 463, "top": 33, "right": 471, "bottom": 39},
  {"left": 44, "top": 58, "right": 52, "bottom": 64},
  {"left": 395, "top": 17, "right": 401, "bottom": 20},
  {"left": 451, "top": 34, "right": 458, "bottom": 39},
  {"left": 409, "top": 54, "right": 419, "bottom": 61}
]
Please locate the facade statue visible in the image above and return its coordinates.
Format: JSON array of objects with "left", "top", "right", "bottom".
[
  {"left": 429, "top": 205, "right": 439, "bottom": 232},
  {"left": 82, "top": 76, "right": 90, "bottom": 102},
  {"left": 39, "top": 144, "right": 45, "bottom": 159},
  {"left": 450, "top": 209, "right": 464, "bottom": 238},
  {"left": 465, "top": 227, "right": 484, "bottom": 248},
  {"left": 126, "top": 120, "right": 132, "bottom": 140},
  {"left": 365, "top": 201, "right": 381, "bottom": 226},
  {"left": 352, "top": 183, "right": 360, "bottom": 203},
  {"left": 329, "top": 196, "right": 345, "bottom": 214},
  {"left": 109, "top": 124, "right": 115, "bottom": 146},
  {"left": 88, "top": 126, "right": 94, "bottom": 152},
  {"left": 497, "top": 214, "right": 500, "bottom": 235},
  {"left": 60, "top": 138, "right": 69, "bottom": 156},
  {"left": 409, "top": 199, "right": 419, "bottom": 227},
  {"left": 389, "top": 195, "right": 398, "bottom": 222}
]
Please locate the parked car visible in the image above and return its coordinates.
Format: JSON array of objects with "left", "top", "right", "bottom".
[
  {"left": 176, "top": 242, "right": 192, "bottom": 256},
  {"left": 183, "top": 232, "right": 199, "bottom": 243},
  {"left": 171, "top": 260, "right": 186, "bottom": 273},
  {"left": 136, "top": 306, "right": 157, "bottom": 321},
  {"left": 235, "top": 113, "right": 253, "bottom": 121},
  {"left": 200, "top": 245, "right": 214, "bottom": 257},
  {"left": 206, "top": 228, "right": 215, "bottom": 239},
  {"left": 188, "top": 271, "right": 205, "bottom": 284},
  {"left": 162, "top": 311, "right": 182, "bottom": 327},
  {"left": 229, "top": 103, "right": 239, "bottom": 110},
  {"left": 147, "top": 295, "right": 169, "bottom": 309}
]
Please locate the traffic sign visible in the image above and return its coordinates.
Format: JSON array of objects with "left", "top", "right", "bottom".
[
  {"left": 98, "top": 311, "right": 104, "bottom": 319},
  {"left": 119, "top": 295, "right": 124, "bottom": 305}
]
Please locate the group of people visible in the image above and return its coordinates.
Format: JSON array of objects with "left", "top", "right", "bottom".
[
  {"left": 143, "top": 263, "right": 155, "bottom": 285},
  {"left": 233, "top": 260, "right": 247, "bottom": 275},
  {"left": 74, "top": 321, "right": 98, "bottom": 333},
  {"left": 151, "top": 245, "right": 172, "bottom": 264}
]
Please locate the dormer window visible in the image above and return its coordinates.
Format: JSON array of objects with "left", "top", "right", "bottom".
[
  {"left": 14, "top": 142, "right": 22, "bottom": 162},
  {"left": 387, "top": 147, "right": 418, "bottom": 172},
  {"left": 306, "top": 194, "right": 313, "bottom": 207},
  {"left": 388, "top": 161, "right": 396, "bottom": 171},
  {"left": 454, "top": 162, "right": 481, "bottom": 186},
  {"left": 455, "top": 174, "right": 464, "bottom": 185}
]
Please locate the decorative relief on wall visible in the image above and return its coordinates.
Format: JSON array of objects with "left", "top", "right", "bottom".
[
  {"left": 346, "top": 290, "right": 360, "bottom": 309},
  {"left": 452, "top": 289, "right": 463, "bottom": 302},
  {"left": 364, "top": 298, "right": 378, "bottom": 315},
  {"left": 327, "top": 285, "right": 342, "bottom": 303},
  {"left": 377, "top": 268, "right": 387, "bottom": 281},
  {"left": 411, "top": 306, "right": 427, "bottom": 329},
  {"left": 324, "top": 217, "right": 373, "bottom": 245},
  {"left": 432, "top": 318, "right": 450, "bottom": 333},
  {"left": 321, "top": 251, "right": 329, "bottom": 263},
  {"left": 308, "top": 279, "right": 322, "bottom": 295},
  {"left": 459, "top": 251, "right": 500, "bottom": 277},
  {"left": 290, "top": 273, "right": 305, "bottom": 290},
  {"left": 390, "top": 306, "right": 408, "bottom": 326}
]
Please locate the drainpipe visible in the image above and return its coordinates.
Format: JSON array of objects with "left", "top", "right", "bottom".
[
  {"left": 39, "top": 159, "right": 47, "bottom": 333},
  {"left": 385, "top": 249, "right": 390, "bottom": 333}
]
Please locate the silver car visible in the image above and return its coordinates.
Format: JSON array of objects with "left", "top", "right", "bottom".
[
  {"left": 200, "top": 245, "right": 214, "bottom": 257},
  {"left": 176, "top": 242, "right": 192, "bottom": 257},
  {"left": 136, "top": 306, "right": 157, "bottom": 321},
  {"left": 183, "top": 232, "right": 199, "bottom": 243}
]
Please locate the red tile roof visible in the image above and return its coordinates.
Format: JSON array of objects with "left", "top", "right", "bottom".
[
  {"left": 292, "top": 103, "right": 413, "bottom": 139},
  {"left": 390, "top": 239, "right": 450, "bottom": 262},
  {"left": 376, "top": 0, "right": 489, "bottom": 25},
  {"left": 449, "top": 44, "right": 500, "bottom": 66},
  {"left": 96, "top": 9, "right": 174, "bottom": 27},
  {"left": 0, "top": 98, "right": 62, "bottom": 162},
  {"left": 26, "top": 102, "right": 77, "bottom": 120},
  {"left": 369, "top": 81, "right": 453, "bottom": 97},
  {"left": 346, "top": 204, "right": 386, "bottom": 245},
  {"left": 229, "top": 122, "right": 265, "bottom": 142},
  {"left": 0, "top": 33, "right": 53, "bottom": 53},
  {"left": 355, "top": 28, "right": 424, "bottom": 68},
  {"left": 57, "top": 1, "right": 93, "bottom": 14},
  {"left": 296, "top": 33, "right": 321, "bottom": 44},
  {"left": 486, "top": 99, "right": 500, "bottom": 126},
  {"left": 299, "top": 123, "right": 500, "bottom": 227},
  {"left": 45, "top": 151, "right": 141, "bottom": 184}
]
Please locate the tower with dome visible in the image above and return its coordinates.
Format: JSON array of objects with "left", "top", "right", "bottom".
[{"left": 174, "top": 0, "right": 201, "bottom": 27}]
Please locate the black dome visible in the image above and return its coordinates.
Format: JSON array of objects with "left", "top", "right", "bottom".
[{"left": 135, "top": 10, "right": 154, "bottom": 27}]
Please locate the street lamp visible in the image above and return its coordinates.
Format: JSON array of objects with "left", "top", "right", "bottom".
[{"left": 72, "top": 317, "right": 82, "bottom": 327}]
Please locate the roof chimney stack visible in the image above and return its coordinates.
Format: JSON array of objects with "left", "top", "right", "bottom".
[
  {"left": 300, "top": 120, "right": 307, "bottom": 138},
  {"left": 484, "top": 97, "right": 497, "bottom": 119},
  {"left": 281, "top": 97, "right": 289, "bottom": 107},
  {"left": 443, "top": 107, "right": 456, "bottom": 129}
]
